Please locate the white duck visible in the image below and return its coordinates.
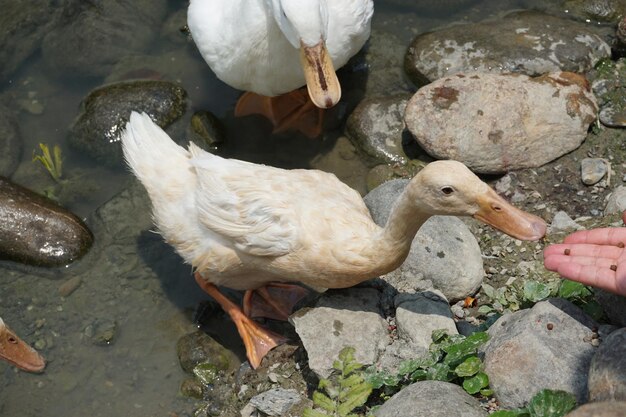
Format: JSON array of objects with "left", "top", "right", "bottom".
[
  {"left": 187, "top": 0, "right": 374, "bottom": 137},
  {"left": 0, "top": 317, "right": 46, "bottom": 373},
  {"left": 121, "top": 112, "right": 546, "bottom": 368}
]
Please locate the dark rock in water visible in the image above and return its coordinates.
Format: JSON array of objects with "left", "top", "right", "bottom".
[
  {"left": 0, "top": 0, "right": 56, "bottom": 83},
  {"left": 176, "top": 330, "right": 236, "bottom": 374},
  {"left": 41, "top": 0, "right": 168, "bottom": 79},
  {"left": 563, "top": 0, "right": 626, "bottom": 24},
  {"left": 0, "top": 177, "right": 93, "bottom": 267},
  {"left": 405, "top": 10, "right": 611, "bottom": 85},
  {"left": 68, "top": 80, "right": 187, "bottom": 167},
  {"left": 0, "top": 105, "right": 22, "bottom": 177}
]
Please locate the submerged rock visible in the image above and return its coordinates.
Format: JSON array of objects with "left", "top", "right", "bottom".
[
  {"left": 405, "top": 72, "right": 598, "bottom": 174},
  {"left": 563, "top": 0, "right": 626, "bottom": 24},
  {"left": 0, "top": 104, "right": 22, "bottom": 177},
  {"left": 68, "top": 80, "right": 187, "bottom": 167},
  {"left": 405, "top": 10, "right": 611, "bottom": 84},
  {"left": 0, "top": 177, "right": 93, "bottom": 266},
  {"left": 176, "top": 330, "right": 236, "bottom": 374}
]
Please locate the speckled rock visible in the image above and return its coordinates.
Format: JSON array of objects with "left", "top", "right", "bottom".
[
  {"left": 68, "top": 80, "right": 187, "bottom": 167},
  {"left": 588, "top": 328, "right": 626, "bottom": 401},
  {"left": 0, "top": 104, "right": 22, "bottom": 177},
  {"left": 364, "top": 179, "right": 485, "bottom": 301},
  {"left": 374, "top": 380, "right": 487, "bottom": 417},
  {"left": 564, "top": 401, "right": 626, "bottom": 417},
  {"left": 41, "top": 0, "right": 168, "bottom": 79},
  {"left": 346, "top": 95, "right": 411, "bottom": 165},
  {"left": 481, "top": 299, "right": 598, "bottom": 408},
  {"left": 604, "top": 185, "right": 626, "bottom": 215},
  {"left": 405, "top": 72, "right": 598, "bottom": 174},
  {"left": 581, "top": 158, "right": 609, "bottom": 185},
  {"left": 405, "top": 10, "right": 611, "bottom": 84},
  {"left": 0, "top": 177, "right": 93, "bottom": 267}
]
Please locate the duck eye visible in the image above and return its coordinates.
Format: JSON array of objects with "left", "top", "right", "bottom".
[{"left": 441, "top": 186, "right": 455, "bottom": 195}]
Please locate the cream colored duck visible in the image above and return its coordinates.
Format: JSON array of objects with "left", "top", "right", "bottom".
[
  {"left": 187, "top": 0, "right": 374, "bottom": 136},
  {"left": 121, "top": 112, "right": 546, "bottom": 368},
  {"left": 0, "top": 317, "right": 46, "bottom": 373}
]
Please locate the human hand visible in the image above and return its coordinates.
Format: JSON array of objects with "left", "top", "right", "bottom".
[{"left": 543, "top": 211, "right": 626, "bottom": 296}]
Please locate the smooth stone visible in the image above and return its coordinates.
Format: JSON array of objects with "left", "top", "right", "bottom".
[
  {"left": 604, "top": 185, "right": 626, "bottom": 215},
  {"left": 374, "top": 380, "right": 487, "bottom": 417},
  {"left": 188, "top": 110, "right": 225, "bottom": 151},
  {"left": 68, "top": 80, "right": 187, "bottom": 167},
  {"left": 405, "top": 72, "right": 598, "bottom": 174},
  {"left": 346, "top": 94, "right": 411, "bottom": 165},
  {"left": 176, "top": 330, "right": 235, "bottom": 374},
  {"left": 548, "top": 211, "right": 584, "bottom": 234},
  {"left": 248, "top": 388, "right": 302, "bottom": 416},
  {"left": 481, "top": 299, "right": 598, "bottom": 408},
  {"left": 41, "top": 0, "right": 168, "bottom": 79},
  {"left": 290, "top": 288, "right": 388, "bottom": 379},
  {"left": 405, "top": 10, "right": 611, "bottom": 84},
  {"left": 364, "top": 179, "right": 484, "bottom": 301},
  {"left": 588, "top": 328, "right": 626, "bottom": 401},
  {"left": 0, "top": 104, "right": 22, "bottom": 177},
  {"left": 581, "top": 158, "right": 609, "bottom": 185},
  {"left": 0, "top": 0, "right": 55, "bottom": 83},
  {"left": 564, "top": 401, "right": 626, "bottom": 417},
  {"left": 0, "top": 177, "right": 93, "bottom": 267}
]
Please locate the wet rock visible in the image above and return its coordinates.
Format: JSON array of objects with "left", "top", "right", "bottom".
[
  {"left": 180, "top": 378, "right": 204, "bottom": 399},
  {"left": 481, "top": 299, "right": 598, "bottom": 408},
  {"left": 374, "top": 380, "right": 487, "bottom": 417},
  {"left": 548, "top": 211, "right": 584, "bottom": 234},
  {"left": 581, "top": 158, "right": 609, "bottom": 185},
  {"left": 405, "top": 10, "right": 611, "bottom": 84},
  {"left": 346, "top": 95, "right": 411, "bottom": 165},
  {"left": 188, "top": 111, "right": 225, "bottom": 151},
  {"left": 41, "top": 0, "right": 168, "bottom": 79},
  {"left": 563, "top": 0, "right": 626, "bottom": 24},
  {"left": 83, "top": 319, "right": 118, "bottom": 346},
  {"left": 0, "top": 177, "right": 93, "bottom": 267},
  {"left": 68, "top": 80, "right": 187, "bottom": 167},
  {"left": 247, "top": 388, "right": 302, "bottom": 416},
  {"left": 604, "top": 185, "right": 626, "bottom": 215},
  {"left": 588, "top": 328, "right": 626, "bottom": 401},
  {"left": 0, "top": 0, "right": 56, "bottom": 83},
  {"left": 383, "top": 0, "right": 479, "bottom": 15},
  {"left": 0, "top": 104, "right": 22, "bottom": 177},
  {"left": 405, "top": 72, "right": 598, "bottom": 174},
  {"left": 176, "top": 330, "right": 236, "bottom": 374},
  {"left": 364, "top": 179, "right": 485, "bottom": 301},
  {"left": 565, "top": 401, "right": 626, "bottom": 417},
  {"left": 290, "top": 288, "right": 388, "bottom": 378}
]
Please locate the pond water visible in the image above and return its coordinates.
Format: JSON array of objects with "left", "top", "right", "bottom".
[{"left": 0, "top": 1, "right": 584, "bottom": 416}]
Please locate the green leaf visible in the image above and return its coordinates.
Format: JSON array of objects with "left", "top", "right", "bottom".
[
  {"left": 312, "top": 391, "right": 336, "bottom": 412},
  {"left": 462, "top": 372, "right": 489, "bottom": 394},
  {"left": 482, "top": 283, "right": 495, "bottom": 299},
  {"left": 431, "top": 329, "right": 450, "bottom": 343},
  {"left": 523, "top": 281, "right": 551, "bottom": 303},
  {"left": 427, "top": 363, "right": 453, "bottom": 381},
  {"left": 526, "top": 389, "right": 576, "bottom": 417},
  {"left": 477, "top": 305, "right": 493, "bottom": 315},
  {"left": 480, "top": 388, "right": 494, "bottom": 396},
  {"left": 454, "top": 356, "right": 481, "bottom": 377},
  {"left": 580, "top": 300, "right": 605, "bottom": 322},
  {"left": 490, "top": 410, "right": 530, "bottom": 417},
  {"left": 337, "top": 382, "right": 372, "bottom": 416},
  {"left": 303, "top": 408, "right": 330, "bottom": 417},
  {"left": 340, "top": 373, "right": 364, "bottom": 388},
  {"left": 410, "top": 368, "right": 429, "bottom": 381},
  {"left": 443, "top": 332, "right": 489, "bottom": 366},
  {"left": 558, "top": 280, "right": 591, "bottom": 299}
]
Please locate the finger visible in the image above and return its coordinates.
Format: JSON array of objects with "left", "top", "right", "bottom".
[
  {"left": 555, "top": 262, "right": 623, "bottom": 295},
  {"left": 543, "top": 243, "right": 624, "bottom": 260},
  {"left": 563, "top": 227, "right": 626, "bottom": 246},
  {"left": 544, "top": 253, "right": 618, "bottom": 271}
]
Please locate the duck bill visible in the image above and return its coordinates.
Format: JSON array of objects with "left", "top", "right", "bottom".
[
  {"left": 299, "top": 40, "right": 341, "bottom": 109},
  {"left": 473, "top": 188, "right": 546, "bottom": 241},
  {"left": 0, "top": 324, "right": 46, "bottom": 373}
]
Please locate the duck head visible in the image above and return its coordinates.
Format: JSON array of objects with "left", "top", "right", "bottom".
[
  {"left": 268, "top": 0, "right": 341, "bottom": 108},
  {"left": 408, "top": 160, "right": 546, "bottom": 241},
  {"left": 0, "top": 317, "right": 46, "bottom": 373}
]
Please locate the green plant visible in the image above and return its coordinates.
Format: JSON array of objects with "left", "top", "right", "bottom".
[
  {"left": 303, "top": 347, "right": 373, "bottom": 417},
  {"left": 491, "top": 389, "right": 577, "bottom": 417},
  {"left": 365, "top": 330, "right": 491, "bottom": 398},
  {"left": 33, "top": 143, "right": 63, "bottom": 182}
]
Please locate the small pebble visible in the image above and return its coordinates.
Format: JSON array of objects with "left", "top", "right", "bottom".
[
  {"left": 564, "top": 249, "right": 571, "bottom": 255},
  {"left": 610, "top": 264, "right": 617, "bottom": 271},
  {"left": 618, "top": 242, "right": 625, "bottom": 248}
]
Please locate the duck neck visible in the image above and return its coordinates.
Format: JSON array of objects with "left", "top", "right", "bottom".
[{"left": 380, "top": 188, "right": 431, "bottom": 251}]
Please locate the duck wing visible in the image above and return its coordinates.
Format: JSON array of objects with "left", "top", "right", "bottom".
[{"left": 189, "top": 144, "right": 299, "bottom": 257}]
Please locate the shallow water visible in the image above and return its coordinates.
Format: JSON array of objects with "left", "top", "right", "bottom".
[{"left": 0, "top": 1, "right": 578, "bottom": 416}]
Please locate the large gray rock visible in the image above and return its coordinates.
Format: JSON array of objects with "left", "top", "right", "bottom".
[
  {"left": 604, "top": 186, "right": 626, "bottom": 215},
  {"left": 247, "top": 388, "right": 302, "bottom": 416},
  {"left": 405, "top": 72, "right": 598, "bottom": 174},
  {"left": 68, "top": 80, "right": 187, "bottom": 167},
  {"left": 364, "top": 179, "right": 485, "bottom": 301},
  {"left": 564, "top": 401, "right": 626, "bottom": 417},
  {"left": 290, "top": 288, "right": 388, "bottom": 379},
  {"left": 374, "top": 380, "right": 487, "bottom": 417},
  {"left": 588, "top": 328, "right": 626, "bottom": 401},
  {"left": 482, "top": 299, "right": 599, "bottom": 408},
  {"left": 405, "top": 10, "right": 611, "bottom": 84},
  {"left": 0, "top": 177, "right": 93, "bottom": 267},
  {"left": 0, "top": 104, "right": 22, "bottom": 177},
  {"left": 41, "top": 0, "right": 168, "bottom": 79}
]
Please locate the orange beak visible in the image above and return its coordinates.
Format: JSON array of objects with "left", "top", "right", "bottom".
[{"left": 0, "top": 322, "right": 46, "bottom": 373}]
